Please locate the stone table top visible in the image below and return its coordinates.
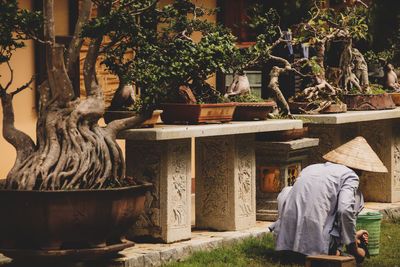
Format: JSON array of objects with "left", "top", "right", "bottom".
[
  {"left": 256, "top": 137, "right": 320, "bottom": 151},
  {"left": 118, "top": 120, "right": 303, "bottom": 141},
  {"left": 294, "top": 108, "right": 400, "bottom": 124}
]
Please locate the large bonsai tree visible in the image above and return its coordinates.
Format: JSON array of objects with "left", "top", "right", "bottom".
[{"left": 0, "top": 0, "right": 160, "bottom": 190}]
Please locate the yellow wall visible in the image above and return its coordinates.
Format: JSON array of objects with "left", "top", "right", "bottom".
[
  {"left": 0, "top": 0, "right": 69, "bottom": 178},
  {"left": 159, "top": 0, "right": 217, "bottom": 87}
]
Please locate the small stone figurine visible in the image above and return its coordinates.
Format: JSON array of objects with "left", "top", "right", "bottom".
[
  {"left": 383, "top": 63, "right": 400, "bottom": 91},
  {"left": 224, "top": 72, "right": 250, "bottom": 97}
]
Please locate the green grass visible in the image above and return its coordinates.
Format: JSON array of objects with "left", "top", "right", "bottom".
[
  {"left": 164, "top": 221, "right": 400, "bottom": 267},
  {"left": 361, "top": 221, "right": 400, "bottom": 267}
]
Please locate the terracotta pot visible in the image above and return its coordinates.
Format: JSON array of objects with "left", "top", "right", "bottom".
[
  {"left": 289, "top": 100, "right": 347, "bottom": 114},
  {"left": 160, "top": 103, "right": 236, "bottom": 124},
  {"left": 0, "top": 181, "right": 152, "bottom": 252},
  {"left": 343, "top": 94, "right": 395, "bottom": 111},
  {"left": 232, "top": 101, "right": 276, "bottom": 121},
  {"left": 104, "top": 110, "right": 162, "bottom": 127},
  {"left": 390, "top": 93, "right": 400, "bottom": 106}
]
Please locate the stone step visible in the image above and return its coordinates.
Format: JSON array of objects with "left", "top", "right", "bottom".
[{"left": 256, "top": 209, "right": 278, "bottom": 221}]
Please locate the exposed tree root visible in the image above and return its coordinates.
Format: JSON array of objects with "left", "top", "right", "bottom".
[{"left": 3, "top": 96, "right": 144, "bottom": 190}]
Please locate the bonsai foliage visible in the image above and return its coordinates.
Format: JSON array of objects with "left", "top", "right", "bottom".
[
  {"left": 0, "top": 0, "right": 156, "bottom": 190},
  {"left": 83, "top": 0, "right": 239, "bottom": 106}
]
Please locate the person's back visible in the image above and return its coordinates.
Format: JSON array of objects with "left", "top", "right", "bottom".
[{"left": 274, "top": 162, "right": 359, "bottom": 256}]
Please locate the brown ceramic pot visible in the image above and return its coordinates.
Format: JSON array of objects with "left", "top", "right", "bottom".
[
  {"left": 104, "top": 110, "right": 162, "bottom": 127},
  {"left": 232, "top": 101, "right": 276, "bottom": 121},
  {"left": 343, "top": 94, "right": 395, "bottom": 111},
  {"left": 161, "top": 103, "right": 236, "bottom": 124},
  {"left": 0, "top": 181, "right": 152, "bottom": 251}
]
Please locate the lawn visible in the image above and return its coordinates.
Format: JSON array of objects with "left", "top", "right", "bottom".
[{"left": 164, "top": 221, "right": 400, "bottom": 267}]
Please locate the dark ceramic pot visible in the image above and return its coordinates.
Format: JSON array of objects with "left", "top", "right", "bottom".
[
  {"left": 343, "top": 94, "right": 395, "bottom": 111},
  {"left": 0, "top": 181, "right": 152, "bottom": 251},
  {"left": 232, "top": 101, "right": 276, "bottom": 121},
  {"left": 104, "top": 110, "right": 162, "bottom": 127}
]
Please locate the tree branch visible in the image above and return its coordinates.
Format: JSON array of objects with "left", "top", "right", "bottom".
[
  {"left": 105, "top": 111, "right": 152, "bottom": 140},
  {"left": 10, "top": 76, "right": 35, "bottom": 97},
  {"left": 4, "top": 61, "right": 14, "bottom": 91},
  {"left": 1, "top": 93, "right": 35, "bottom": 164},
  {"left": 44, "top": 0, "right": 74, "bottom": 105},
  {"left": 65, "top": 0, "right": 93, "bottom": 74}
]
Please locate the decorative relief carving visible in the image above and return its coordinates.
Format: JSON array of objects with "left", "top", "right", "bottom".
[
  {"left": 393, "top": 142, "right": 400, "bottom": 188},
  {"left": 393, "top": 123, "right": 400, "bottom": 189},
  {"left": 128, "top": 142, "right": 161, "bottom": 232},
  {"left": 237, "top": 140, "right": 253, "bottom": 217},
  {"left": 198, "top": 137, "right": 230, "bottom": 217},
  {"left": 308, "top": 126, "right": 336, "bottom": 165},
  {"left": 169, "top": 142, "right": 189, "bottom": 227},
  {"left": 360, "top": 121, "right": 388, "bottom": 161}
]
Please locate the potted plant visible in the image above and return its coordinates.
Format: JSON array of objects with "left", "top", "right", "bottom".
[
  {"left": 228, "top": 92, "right": 276, "bottom": 121},
  {"left": 0, "top": 0, "right": 155, "bottom": 261},
  {"left": 103, "top": 95, "right": 162, "bottom": 128},
  {"left": 92, "top": 0, "right": 241, "bottom": 124}
]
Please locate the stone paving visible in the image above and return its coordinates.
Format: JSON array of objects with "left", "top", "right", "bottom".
[{"left": 109, "top": 221, "right": 273, "bottom": 267}]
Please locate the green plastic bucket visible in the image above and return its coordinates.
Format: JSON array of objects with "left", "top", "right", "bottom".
[{"left": 356, "top": 212, "right": 383, "bottom": 255}]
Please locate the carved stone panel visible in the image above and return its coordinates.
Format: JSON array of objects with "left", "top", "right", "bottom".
[
  {"left": 195, "top": 134, "right": 256, "bottom": 231},
  {"left": 196, "top": 136, "right": 231, "bottom": 223},
  {"left": 305, "top": 125, "right": 340, "bottom": 167},
  {"left": 126, "top": 141, "right": 161, "bottom": 238},
  {"left": 236, "top": 135, "right": 255, "bottom": 222},
  {"left": 126, "top": 139, "right": 191, "bottom": 243},
  {"left": 392, "top": 119, "right": 400, "bottom": 201},
  {"left": 166, "top": 140, "right": 191, "bottom": 228}
]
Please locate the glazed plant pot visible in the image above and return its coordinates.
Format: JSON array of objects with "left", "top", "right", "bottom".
[
  {"left": 160, "top": 103, "right": 236, "bottom": 124},
  {"left": 232, "top": 101, "right": 276, "bottom": 121},
  {"left": 390, "top": 93, "right": 400, "bottom": 106},
  {"left": 104, "top": 110, "right": 162, "bottom": 127},
  {"left": 0, "top": 181, "right": 152, "bottom": 252},
  {"left": 343, "top": 94, "right": 395, "bottom": 111}
]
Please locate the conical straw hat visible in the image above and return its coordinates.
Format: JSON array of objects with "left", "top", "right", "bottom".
[{"left": 323, "top": 136, "right": 388, "bottom": 173}]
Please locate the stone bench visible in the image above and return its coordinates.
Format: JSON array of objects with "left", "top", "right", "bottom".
[{"left": 118, "top": 120, "right": 303, "bottom": 243}]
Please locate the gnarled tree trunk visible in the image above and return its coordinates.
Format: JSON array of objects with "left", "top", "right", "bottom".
[{"left": 1, "top": 0, "right": 150, "bottom": 190}]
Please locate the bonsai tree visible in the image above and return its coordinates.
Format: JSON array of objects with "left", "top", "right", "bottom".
[
  {"left": 85, "top": 0, "right": 240, "bottom": 106},
  {"left": 0, "top": 0, "right": 159, "bottom": 190},
  {"left": 223, "top": 5, "right": 310, "bottom": 116},
  {"left": 290, "top": 0, "right": 371, "bottom": 112}
]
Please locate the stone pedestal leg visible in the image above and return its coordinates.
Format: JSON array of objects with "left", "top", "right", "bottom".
[
  {"left": 195, "top": 134, "right": 256, "bottom": 231},
  {"left": 392, "top": 119, "right": 400, "bottom": 202},
  {"left": 125, "top": 139, "right": 191, "bottom": 243}
]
